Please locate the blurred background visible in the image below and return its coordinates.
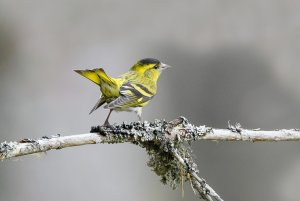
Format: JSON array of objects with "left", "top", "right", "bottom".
[{"left": 0, "top": 0, "right": 300, "bottom": 200}]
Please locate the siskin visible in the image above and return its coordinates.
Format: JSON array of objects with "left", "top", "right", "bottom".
[{"left": 75, "top": 58, "right": 171, "bottom": 126}]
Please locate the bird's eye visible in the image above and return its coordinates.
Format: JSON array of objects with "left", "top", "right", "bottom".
[{"left": 154, "top": 64, "right": 159, "bottom": 69}]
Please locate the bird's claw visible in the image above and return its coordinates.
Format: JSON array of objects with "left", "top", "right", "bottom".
[{"left": 102, "top": 121, "right": 114, "bottom": 129}]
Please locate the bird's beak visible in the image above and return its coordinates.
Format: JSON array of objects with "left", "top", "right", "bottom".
[{"left": 159, "top": 62, "right": 172, "bottom": 70}]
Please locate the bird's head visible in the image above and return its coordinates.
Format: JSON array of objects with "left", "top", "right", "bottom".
[{"left": 131, "top": 58, "right": 171, "bottom": 74}]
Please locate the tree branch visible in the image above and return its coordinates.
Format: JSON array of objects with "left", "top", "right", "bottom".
[{"left": 1, "top": 117, "right": 300, "bottom": 201}]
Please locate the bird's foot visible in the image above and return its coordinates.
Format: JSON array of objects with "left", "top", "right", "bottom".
[{"left": 102, "top": 121, "right": 113, "bottom": 129}]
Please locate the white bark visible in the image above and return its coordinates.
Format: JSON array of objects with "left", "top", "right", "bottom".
[
  {"left": 0, "top": 133, "right": 103, "bottom": 159},
  {"left": 202, "top": 128, "right": 300, "bottom": 141}
]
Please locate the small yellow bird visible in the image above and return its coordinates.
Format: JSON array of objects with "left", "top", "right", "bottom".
[{"left": 75, "top": 58, "right": 171, "bottom": 126}]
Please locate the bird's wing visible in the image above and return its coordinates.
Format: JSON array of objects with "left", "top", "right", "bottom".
[{"left": 104, "top": 82, "right": 154, "bottom": 109}]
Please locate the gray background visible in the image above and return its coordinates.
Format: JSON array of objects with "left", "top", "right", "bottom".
[{"left": 1, "top": 1, "right": 300, "bottom": 201}]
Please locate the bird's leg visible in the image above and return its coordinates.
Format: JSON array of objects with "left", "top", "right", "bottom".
[
  {"left": 136, "top": 107, "right": 142, "bottom": 122},
  {"left": 103, "top": 109, "right": 113, "bottom": 127}
]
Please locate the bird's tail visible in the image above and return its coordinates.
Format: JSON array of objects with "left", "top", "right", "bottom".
[{"left": 74, "top": 68, "right": 116, "bottom": 86}]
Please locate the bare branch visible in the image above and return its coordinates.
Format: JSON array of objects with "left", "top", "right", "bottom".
[
  {"left": 0, "top": 133, "right": 104, "bottom": 159},
  {"left": 1, "top": 116, "right": 300, "bottom": 201},
  {"left": 1, "top": 117, "right": 299, "bottom": 160}
]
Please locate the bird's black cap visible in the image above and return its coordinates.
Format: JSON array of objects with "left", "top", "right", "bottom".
[{"left": 139, "top": 58, "right": 160, "bottom": 65}]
